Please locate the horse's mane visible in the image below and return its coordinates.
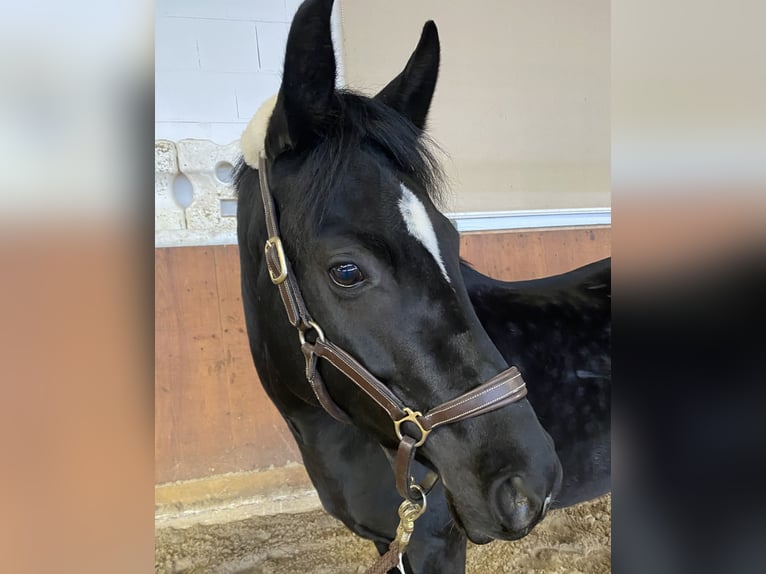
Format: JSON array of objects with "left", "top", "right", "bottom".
[{"left": 234, "top": 90, "right": 446, "bottom": 246}]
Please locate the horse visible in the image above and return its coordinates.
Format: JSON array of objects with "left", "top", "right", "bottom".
[{"left": 234, "top": 1, "right": 610, "bottom": 572}]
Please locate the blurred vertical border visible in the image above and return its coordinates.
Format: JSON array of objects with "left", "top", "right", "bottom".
[
  {"left": 0, "top": 1, "right": 155, "bottom": 572},
  {"left": 613, "top": 1, "right": 766, "bottom": 573}
]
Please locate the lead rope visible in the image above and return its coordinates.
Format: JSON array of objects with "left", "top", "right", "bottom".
[{"left": 365, "top": 487, "right": 427, "bottom": 574}]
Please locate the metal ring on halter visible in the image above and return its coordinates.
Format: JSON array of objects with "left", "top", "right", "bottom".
[
  {"left": 298, "top": 321, "right": 326, "bottom": 346},
  {"left": 394, "top": 407, "right": 432, "bottom": 447},
  {"left": 406, "top": 483, "right": 427, "bottom": 514}
]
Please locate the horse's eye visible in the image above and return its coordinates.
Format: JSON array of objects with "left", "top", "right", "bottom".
[{"left": 329, "top": 263, "right": 365, "bottom": 287}]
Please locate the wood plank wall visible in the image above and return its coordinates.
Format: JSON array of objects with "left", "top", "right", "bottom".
[{"left": 155, "top": 226, "right": 610, "bottom": 484}]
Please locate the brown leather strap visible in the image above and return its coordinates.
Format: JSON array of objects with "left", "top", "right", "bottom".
[
  {"left": 421, "top": 366, "right": 526, "bottom": 430},
  {"left": 312, "top": 340, "right": 406, "bottom": 422},
  {"left": 275, "top": 262, "right": 304, "bottom": 326},
  {"left": 382, "top": 444, "right": 440, "bottom": 495},
  {"left": 259, "top": 158, "right": 311, "bottom": 329},
  {"left": 258, "top": 157, "right": 281, "bottom": 247},
  {"left": 395, "top": 436, "right": 419, "bottom": 500},
  {"left": 301, "top": 343, "right": 352, "bottom": 424}
]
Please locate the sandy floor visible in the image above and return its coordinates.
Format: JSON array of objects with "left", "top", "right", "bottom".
[{"left": 156, "top": 494, "right": 610, "bottom": 573}]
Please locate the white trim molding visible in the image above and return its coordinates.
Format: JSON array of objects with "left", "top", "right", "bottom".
[
  {"left": 155, "top": 206, "right": 612, "bottom": 249},
  {"left": 446, "top": 208, "right": 611, "bottom": 233}
]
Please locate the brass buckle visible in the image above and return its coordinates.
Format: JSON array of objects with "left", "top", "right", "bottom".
[
  {"left": 264, "top": 236, "right": 288, "bottom": 284},
  {"left": 394, "top": 407, "right": 431, "bottom": 447}
]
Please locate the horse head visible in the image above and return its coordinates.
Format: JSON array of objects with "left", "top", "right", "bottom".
[{"left": 236, "top": 0, "right": 562, "bottom": 543}]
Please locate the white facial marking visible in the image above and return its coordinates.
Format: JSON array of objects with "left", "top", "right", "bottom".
[{"left": 398, "top": 184, "right": 451, "bottom": 283}]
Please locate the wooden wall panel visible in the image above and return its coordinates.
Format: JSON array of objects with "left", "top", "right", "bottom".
[
  {"left": 155, "top": 246, "right": 300, "bottom": 484},
  {"left": 155, "top": 227, "right": 610, "bottom": 484},
  {"left": 460, "top": 226, "right": 611, "bottom": 281}
]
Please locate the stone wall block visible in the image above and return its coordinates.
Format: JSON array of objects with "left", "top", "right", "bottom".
[
  {"left": 176, "top": 139, "right": 241, "bottom": 234},
  {"left": 155, "top": 140, "right": 186, "bottom": 231}
]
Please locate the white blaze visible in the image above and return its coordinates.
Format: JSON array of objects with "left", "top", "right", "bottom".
[{"left": 398, "top": 184, "right": 451, "bottom": 283}]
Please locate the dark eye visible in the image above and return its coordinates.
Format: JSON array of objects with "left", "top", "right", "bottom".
[{"left": 329, "top": 263, "right": 365, "bottom": 287}]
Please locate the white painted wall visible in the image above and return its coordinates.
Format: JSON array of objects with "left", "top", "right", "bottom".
[
  {"left": 155, "top": 0, "right": 304, "bottom": 143},
  {"left": 154, "top": 0, "right": 610, "bottom": 245}
]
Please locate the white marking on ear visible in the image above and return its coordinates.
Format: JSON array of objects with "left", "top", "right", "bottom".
[
  {"left": 398, "top": 184, "right": 451, "bottom": 283},
  {"left": 240, "top": 94, "right": 278, "bottom": 168}
]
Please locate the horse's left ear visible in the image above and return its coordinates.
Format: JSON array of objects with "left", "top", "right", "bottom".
[
  {"left": 374, "top": 21, "right": 440, "bottom": 130},
  {"left": 266, "top": 0, "right": 337, "bottom": 157}
]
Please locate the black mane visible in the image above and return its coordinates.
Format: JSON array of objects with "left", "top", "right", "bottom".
[{"left": 234, "top": 90, "right": 445, "bottom": 242}]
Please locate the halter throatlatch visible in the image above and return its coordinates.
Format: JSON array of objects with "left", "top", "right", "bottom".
[{"left": 257, "top": 155, "right": 528, "bottom": 571}]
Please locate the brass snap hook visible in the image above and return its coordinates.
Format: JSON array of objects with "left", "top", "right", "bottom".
[{"left": 394, "top": 484, "right": 428, "bottom": 551}]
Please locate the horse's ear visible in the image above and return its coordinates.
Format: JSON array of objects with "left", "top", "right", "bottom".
[
  {"left": 266, "top": 0, "right": 336, "bottom": 156},
  {"left": 374, "top": 21, "right": 440, "bottom": 130}
]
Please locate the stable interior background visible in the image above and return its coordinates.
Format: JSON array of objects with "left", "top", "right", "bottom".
[{"left": 155, "top": 1, "right": 610, "bottom": 571}]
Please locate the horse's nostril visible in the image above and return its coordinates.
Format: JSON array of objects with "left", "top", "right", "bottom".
[
  {"left": 510, "top": 475, "right": 526, "bottom": 493},
  {"left": 491, "top": 474, "right": 543, "bottom": 534}
]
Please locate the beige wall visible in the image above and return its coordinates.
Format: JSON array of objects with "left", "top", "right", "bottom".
[{"left": 338, "top": 0, "right": 610, "bottom": 212}]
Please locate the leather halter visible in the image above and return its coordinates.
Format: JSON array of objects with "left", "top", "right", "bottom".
[{"left": 257, "top": 155, "right": 528, "bottom": 502}]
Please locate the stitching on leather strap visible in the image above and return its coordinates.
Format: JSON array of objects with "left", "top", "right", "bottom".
[
  {"left": 429, "top": 384, "right": 527, "bottom": 427},
  {"left": 315, "top": 342, "right": 404, "bottom": 418},
  {"left": 425, "top": 373, "right": 521, "bottom": 418}
]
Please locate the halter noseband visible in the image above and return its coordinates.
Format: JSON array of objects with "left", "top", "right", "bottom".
[{"left": 257, "top": 155, "right": 528, "bottom": 503}]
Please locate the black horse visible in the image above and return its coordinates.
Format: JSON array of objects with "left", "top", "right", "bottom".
[{"left": 235, "top": 1, "right": 610, "bottom": 572}]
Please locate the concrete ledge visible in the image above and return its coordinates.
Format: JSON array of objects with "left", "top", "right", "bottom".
[{"left": 155, "top": 464, "right": 321, "bottom": 530}]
